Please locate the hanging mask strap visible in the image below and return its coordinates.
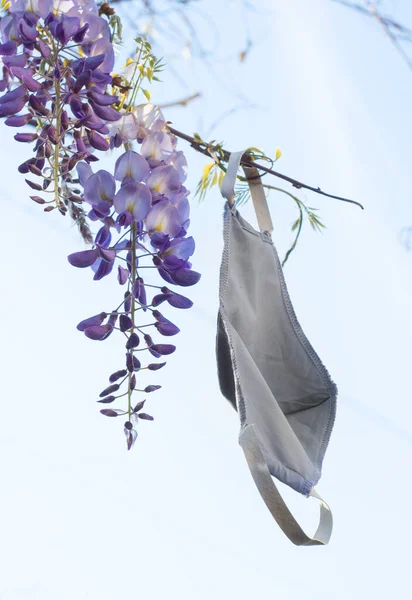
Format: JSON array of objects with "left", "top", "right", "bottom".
[
  {"left": 239, "top": 424, "right": 333, "bottom": 546},
  {"left": 220, "top": 150, "right": 274, "bottom": 233}
]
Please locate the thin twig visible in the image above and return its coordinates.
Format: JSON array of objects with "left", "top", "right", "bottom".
[
  {"left": 363, "top": 0, "right": 412, "bottom": 70},
  {"left": 332, "top": 0, "right": 412, "bottom": 69},
  {"left": 158, "top": 92, "right": 201, "bottom": 109},
  {"left": 167, "top": 126, "right": 364, "bottom": 209}
]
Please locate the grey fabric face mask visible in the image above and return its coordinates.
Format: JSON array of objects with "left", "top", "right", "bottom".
[{"left": 216, "top": 151, "right": 337, "bottom": 545}]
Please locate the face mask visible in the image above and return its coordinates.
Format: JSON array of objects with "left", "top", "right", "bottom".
[{"left": 216, "top": 151, "right": 337, "bottom": 545}]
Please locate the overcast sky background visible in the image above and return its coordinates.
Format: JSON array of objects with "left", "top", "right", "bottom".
[{"left": 1, "top": 0, "right": 412, "bottom": 598}]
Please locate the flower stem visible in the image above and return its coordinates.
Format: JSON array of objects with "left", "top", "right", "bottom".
[
  {"left": 127, "top": 221, "right": 137, "bottom": 420},
  {"left": 52, "top": 46, "right": 62, "bottom": 210}
]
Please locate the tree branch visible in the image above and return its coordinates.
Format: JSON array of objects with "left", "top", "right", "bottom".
[{"left": 167, "top": 126, "right": 364, "bottom": 209}]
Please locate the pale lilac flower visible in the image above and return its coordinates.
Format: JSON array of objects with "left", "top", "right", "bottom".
[
  {"left": 141, "top": 132, "right": 174, "bottom": 167},
  {"left": 83, "top": 170, "right": 116, "bottom": 215},
  {"left": 162, "top": 236, "right": 195, "bottom": 260},
  {"left": 146, "top": 200, "right": 182, "bottom": 238},
  {"left": 167, "top": 150, "right": 187, "bottom": 182},
  {"left": 132, "top": 103, "right": 165, "bottom": 138},
  {"left": 146, "top": 165, "right": 181, "bottom": 198},
  {"left": 114, "top": 151, "right": 150, "bottom": 183},
  {"left": 114, "top": 181, "right": 152, "bottom": 221},
  {"left": 107, "top": 113, "right": 139, "bottom": 147},
  {"left": 76, "top": 161, "right": 93, "bottom": 186}
]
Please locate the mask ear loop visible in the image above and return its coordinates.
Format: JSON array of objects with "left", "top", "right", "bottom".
[
  {"left": 240, "top": 424, "right": 333, "bottom": 546},
  {"left": 221, "top": 151, "right": 333, "bottom": 545},
  {"left": 220, "top": 150, "right": 274, "bottom": 233}
]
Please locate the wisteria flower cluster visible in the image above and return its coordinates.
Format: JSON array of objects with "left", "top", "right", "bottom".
[
  {"left": 0, "top": 0, "right": 200, "bottom": 449},
  {"left": 0, "top": 0, "right": 116, "bottom": 215}
]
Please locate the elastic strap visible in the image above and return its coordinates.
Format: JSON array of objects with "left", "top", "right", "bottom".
[
  {"left": 220, "top": 150, "right": 274, "bottom": 233},
  {"left": 239, "top": 424, "right": 333, "bottom": 546}
]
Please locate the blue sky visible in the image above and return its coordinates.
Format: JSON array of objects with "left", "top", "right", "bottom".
[{"left": 1, "top": 1, "right": 412, "bottom": 598}]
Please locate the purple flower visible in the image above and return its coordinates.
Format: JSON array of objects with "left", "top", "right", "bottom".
[
  {"left": 83, "top": 170, "right": 115, "bottom": 213},
  {"left": 141, "top": 131, "right": 174, "bottom": 166},
  {"left": 77, "top": 312, "right": 107, "bottom": 331},
  {"left": 114, "top": 181, "right": 151, "bottom": 221},
  {"left": 153, "top": 311, "right": 180, "bottom": 336},
  {"left": 92, "top": 257, "right": 115, "bottom": 281},
  {"left": 161, "top": 236, "right": 195, "bottom": 261},
  {"left": 161, "top": 287, "right": 193, "bottom": 309},
  {"left": 150, "top": 344, "right": 176, "bottom": 355},
  {"left": 0, "top": 40, "right": 17, "bottom": 56},
  {"left": 14, "top": 132, "right": 38, "bottom": 142},
  {"left": 114, "top": 151, "right": 150, "bottom": 183},
  {"left": 95, "top": 225, "right": 112, "bottom": 248},
  {"left": 87, "top": 130, "right": 110, "bottom": 151},
  {"left": 38, "top": 39, "right": 51, "bottom": 58},
  {"left": 138, "top": 413, "right": 154, "bottom": 421},
  {"left": 126, "top": 332, "right": 140, "bottom": 349},
  {"left": 68, "top": 249, "right": 99, "bottom": 267},
  {"left": 97, "top": 395, "right": 116, "bottom": 404},
  {"left": 0, "top": 96, "right": 28, "bottom": 117},
  {"left": 10, "top": 66, "right": 41, "bottom": 92},
  {"left": 99, "top": 383, "right": 120, "bottom": 398},
  {"left": 77, "top": 161, "right": 93, "bottom": 186},
  {"left": 109, "top": 369, "right": 127, "bottom": 383},
  {"left": 54, "top": 15, "right": 82, "bottom": 45},
  {"left": 151, "top": 293, "right": 169, "bottom": 307},
  {"left": 107, "top": 113, "right": 140, "bottom": 146},
  {"left": 87, "top": 38, "right": 114, "bottom": 73},
  {"left": 169, "top": 267, "right": 201, "bottom": 287},
  {"left": 89, "top": 100, "right": 121, "bottom": 122},
  {"left": 146, "top": 165, "right": 181, "bottom": 198},
  {"left": 132, "top": 103, "right": 165, "bottom": 138},
  {"left": 145, "top": 385, "right": 161, "bottom": 393},
  {"left": 167, "top": 151, "right": 187, "bottom": 182},
  {"left": 126, "top": 352, "right": 141, "bottom": 372},
  {"left": 148, "top": 362, "right": 166, "bottom": 370},
  {"left": 118, "top": 265, "right": 129, "bottom": 285},
  {"left": 84, "top": 324, "right": 113, "bottom": 341},
  {"left": 100, "top": 409, "right": 122, "bottom": 417},
  {"left": 125, "top": 427, "right": 138, "bottom": 450},
  {"left": 155, "top": 321, "right": 180, "bottom": 336},
  {"left": 170, "top": 192, "right": 190, "bottom": 228},
  {"left": 146, "top": 200, "right": 182, "bottom": 238},
  {"left": 88, "top": 90, "right": 118, "bottom": 106},
  {"left": 18, "top": 18, "right": 38, "bottom": 44},
  {"left": 5, "top": 113, "right": 32, "bottom": 127},
  {"left": 119, "top": 314, "right": 133, "bottom": 332}
]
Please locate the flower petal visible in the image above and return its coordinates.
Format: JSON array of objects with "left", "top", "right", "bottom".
[
  {"left": 141, "top": 131, "right": 173, "bottom": 165},
  {"left": 114, "top": 182, "right": 151, "bottom": 221},
  {"left": 119, "top": 314, "right": 133, "bottom": 332},
  {"left": 68, "top": 249, "right": 99, "bottom": 268},
  {"left": 84, "top": 324, "right": 113, "bottom": 340},
  {"left": 155, "top": 321, "right": 180, "bottom": 336},
  {"left": 146, "top": 200, "right": 182, "bottom": 238},
  {"left": 77, "top": 312, "right": 107, "bottom": 331},
  {"left": 170, "top": 268, "right": 201, "bottom": 287},
  {"left": 164, "top": 289, "right": 193, "bottom": 309},
  {"left": 146, "top": 165, "right": 181, "bottom": 197},
  {"left": 118, "top": 265, "right": 129, "bottom": 285},
  {"left": 87, "top": 130, "right": 109, "bottom": 151},
  {"left": 164, "top": 236, "right": 195, "bottom": 260},
  {"left": 84, "top": 170, "right": 115, "bottom": 206},
  {"left": 114, "top": 151, "right": 150, "bottom": 183},
  {"left": 150, "top": 344, "right": 176, "bottom": 355},
  {"left": 109, "top": 369, "right": 127, "bottom": 383}
]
